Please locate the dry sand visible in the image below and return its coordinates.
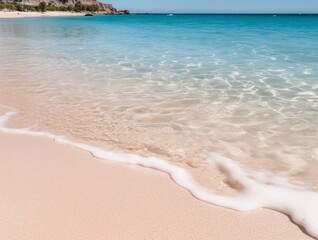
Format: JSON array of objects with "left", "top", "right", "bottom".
[
  {"left": 0, "top": 112, "right": 314, "bottom": 239},
  {"left": 0, "top": 11, "right": 83, "bottom": 19}
]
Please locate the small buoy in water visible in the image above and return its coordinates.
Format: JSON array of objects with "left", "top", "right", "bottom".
[{"left": 167, "top": 14, "right": 174, "bottom": 16}]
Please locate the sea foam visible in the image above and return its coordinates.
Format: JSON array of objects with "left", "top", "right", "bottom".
[{"left": 0, "top": 111, "right": 317, "bottom": 239}]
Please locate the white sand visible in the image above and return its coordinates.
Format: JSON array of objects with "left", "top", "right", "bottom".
[
  {"left": 0, "top": 106, "right": 314, "bottom": 239},
  {"left": 0, "top": 11, "right": 84, "bottom": 19}
]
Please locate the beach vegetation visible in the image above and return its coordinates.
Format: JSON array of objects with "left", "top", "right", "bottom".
[
  {"left": 73, "top": 1, "right": 99, "bottom": 12},
  {"left": 0, "top": 1, "right": 99, "bottom": 12},
  {"left": 74, "top": 1, "right": 82, "bottom": 12},
  {"left": 23, "top": 5, "right": 37, "bottom": 11},
  {"left": 67, "top": 4, "right": 74, "bottom": 11},
  {"left": 58, "top": 6, "right": 67, "bottom": 11},
  {"left": 0, "top": 2, "right": 17, "bottom": 10},
  {"left": 46, "top": 5, "right": 57, "bottom": 11},
  {"left": 38, "top": 1, "right": 46, "bottom": 12},
  {"left": 0, "top": 3, "right": 7, "bottom": 10},
  {"left": 16, "top": 4, "right": 23, "bottom": 11},
  {"left": 86, "top": 3, "right": 99, "bottom": 12}
]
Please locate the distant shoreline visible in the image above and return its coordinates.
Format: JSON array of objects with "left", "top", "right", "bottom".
[
  {"left": 1, "top": 11, "right": 317, "bottom": 19},
  {"left": 132, "top": 13, "right": 318, "bottom": 15},
  {"left": 0, "top": 11, "right": 84, "bottom": 19}
]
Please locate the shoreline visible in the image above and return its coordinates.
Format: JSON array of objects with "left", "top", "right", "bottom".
[
  {"left": 0, "top": 11, "right": 84, "bottom": 19},
  {"left": 1, "top": 13, "right": 318, "bottom": 239},
  {"left": 0, "top": 105, "right": 315, "bottom": 239}
]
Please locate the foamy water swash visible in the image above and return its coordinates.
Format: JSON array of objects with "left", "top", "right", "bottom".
[{"left": 0, "top": 14, "right": 318, "bottom": 238}]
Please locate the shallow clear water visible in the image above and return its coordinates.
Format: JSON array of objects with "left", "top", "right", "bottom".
[{"left": 0, "top": 15, "right": 318, "bottom": 191}]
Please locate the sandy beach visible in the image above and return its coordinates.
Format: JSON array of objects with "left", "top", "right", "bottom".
[
  {"left": 0, "top": 106, "right": 314, "bottom": 240},
  {"left": 1, "top": 11, "right": 318, "bottom": 239},
  {"left": 0, "top": 11, "right": 84, "bottom": 19}
]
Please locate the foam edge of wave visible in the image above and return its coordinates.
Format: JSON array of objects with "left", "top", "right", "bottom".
[{"left": 0, "top": 111, "right": 317, "bottom": 239}]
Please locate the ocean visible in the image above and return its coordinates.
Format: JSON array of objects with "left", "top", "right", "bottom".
[{"left": 0, "top": 14, "right": 318, "bottom": 237}]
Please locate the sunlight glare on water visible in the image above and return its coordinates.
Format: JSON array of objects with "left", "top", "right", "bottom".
[{"left": 0, "top": 14, "right": 318, "bottom": 191}]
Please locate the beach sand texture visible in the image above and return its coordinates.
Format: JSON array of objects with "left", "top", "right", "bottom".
[
  {"left": 0, "top": 11, "right": 83, "bottom": 18},
  {"left": 0, "top": 105, "right": 314, "bottom": 239},
  {"left": 1, "top": 13, "right": 318, "bottom": 239}
]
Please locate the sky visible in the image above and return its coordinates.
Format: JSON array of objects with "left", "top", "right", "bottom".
[{"left": 106, "top": 0, "right": 318, "bottom": 13}]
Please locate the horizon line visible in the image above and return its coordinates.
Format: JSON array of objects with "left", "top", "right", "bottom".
[{"left": 129, "top": 12, "right": 318, "bottom": 14}]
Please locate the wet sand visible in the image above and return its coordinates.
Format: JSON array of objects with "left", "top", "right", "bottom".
[{"left": 0, "top": 106, "right": 314, "bottom": 239}]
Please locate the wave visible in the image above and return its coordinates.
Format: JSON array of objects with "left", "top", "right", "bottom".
[{"left": 0, "top": 111, "right": 317, "bottom": 239}]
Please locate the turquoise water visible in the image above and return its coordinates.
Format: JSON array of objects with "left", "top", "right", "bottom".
[
  {"left": 1, "top": 14, "right": 318, "bottom": 238},
  {"left": 0, "top": 15, "right": 318, "bottom": 190}
]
